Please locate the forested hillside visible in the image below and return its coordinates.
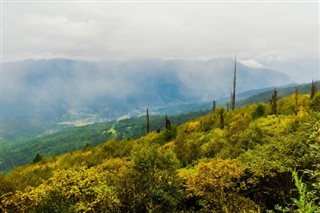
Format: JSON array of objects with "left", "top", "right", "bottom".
[
  {"left": 0, "top": 92, "right": 319, "bottom": 212},
  {"left": 0, "top": 110, "right": 208, "bottom": 172}
]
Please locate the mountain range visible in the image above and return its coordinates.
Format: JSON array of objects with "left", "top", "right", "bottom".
[{"left": 1, "top": 58, "right": 294, "bottom": 140}]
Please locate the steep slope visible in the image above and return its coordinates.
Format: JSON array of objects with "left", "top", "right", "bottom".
[
  {"left": 1, "top": 92, "right": 319, "bottom": 212},
  {"left": 2, "top": 82, "right": 316, "bottom": 172}
]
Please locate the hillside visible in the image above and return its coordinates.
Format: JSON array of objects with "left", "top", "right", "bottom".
[
  {"left": 0, "top": 92, "right": 319, "bottom": 212},
  {"left": 0, "top": 110, "right": 208, "bottom": 172},
  {"left": 1, "top": 82, "right": 318, "bottom": 172}
]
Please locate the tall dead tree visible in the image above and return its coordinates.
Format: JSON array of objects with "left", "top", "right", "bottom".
[
  {"left": 165, "top": 115, "right": 171, "bottom": 129},
  {"left": 295, "top": 87, "right": 299, "bottom": 115},
  {"left": 219, "top": 109, "right": 224, "bottom": 129},
  {"left": 231, "top": 55, "right": 237, "bottom": 111},
  {"left": 311, "top": 80, "right": 317, "bottom": 99},
  {"left": 146, "top": 108, "right": 150, "bottom": 134},
  {"left": 212, "top": 100, "right": 216, "bottom": 112},
  {"left": 270, "top": 88, "right": 277, "bottom": 115}
]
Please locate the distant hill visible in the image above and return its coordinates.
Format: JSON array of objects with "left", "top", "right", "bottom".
[
  {"left": 2, "top": 58, "right": 293, "bottom": 139},
  {"left": 0, "top": 110, "right": 208, "bottom": 172}
]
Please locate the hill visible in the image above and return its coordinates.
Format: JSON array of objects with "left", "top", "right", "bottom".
[
  {"left": 0, "top": 110, "right": 208, "bottom": 172},
  {"left": 1, "top": 81, "right": 318, "bottom": 172},
  {"left": 0, "top": 91, "right": 319, "bottom": 212},
  {"left": 2, "top": 58, "right": 293, "bottom": 140}
]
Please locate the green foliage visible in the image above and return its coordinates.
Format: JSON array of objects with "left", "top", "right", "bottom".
[
  {"left": 152, "top": 125, "right": 178, "bottom": 145},
  {"left": 291, "top": 170, "right": 316, "bottom": 212},
  {"left": 252, "top": 103, "right": 267, "bottom": 119},
  {"left": 179, "top": 158, "right": 259, "bottom": 212},
  {"left": 1, "top": 92, "right": 319, "bottom": 212},
  {"left": 1, "top": 109, "right": 209, "bottom": 172},
  {"left": 32, "top": 153, "right": 43, "bottom": 164},
  {"left": 309, "top": 92, "right": 320, "bottom": 112},
  {"left": 1, "top": 167, "right": 121, "bottom": 212},
  {"left": 126, "top": 144, "right": 183, "bottom": 212},
  {"left": 275, "top": 170, "right": 317, "bottom": 213}
]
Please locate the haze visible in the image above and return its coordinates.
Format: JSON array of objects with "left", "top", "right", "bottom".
[{"left": 1, "top": 1, "right": 319, "bottom": 82}]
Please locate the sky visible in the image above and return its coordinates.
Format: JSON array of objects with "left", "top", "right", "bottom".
[{"left": 1, "top": 1, "right": 319, "bottom": 82}]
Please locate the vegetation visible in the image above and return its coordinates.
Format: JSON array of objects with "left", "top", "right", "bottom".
[
  {"left": 0, "top": 110, "right": 209, "bottom": 172},
  {"left": 0, "top": 91, "right": 319, "bottom": 212}
]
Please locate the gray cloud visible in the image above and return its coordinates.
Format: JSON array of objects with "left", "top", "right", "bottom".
[{"left": 1, "top": 2, "right": 319, "bottom": 82}]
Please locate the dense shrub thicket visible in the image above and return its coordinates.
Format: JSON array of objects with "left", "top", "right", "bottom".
[{"left": 0, "top": 93, "right": 319, "bottom": 212}]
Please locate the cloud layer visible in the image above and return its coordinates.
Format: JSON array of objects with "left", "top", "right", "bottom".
[{"left": 2, "top": 2, "right": 318, "bottom": 62}]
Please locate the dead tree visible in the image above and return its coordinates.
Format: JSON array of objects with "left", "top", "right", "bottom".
[
  {"left": 231, "top": 55, "right": 237, "bottom": 111},
  {"left": 165, "top": 115, "right": 171, "bottom": 129},
  {"left": 212, "top": 100, "right": 216, "bottom": 112},
  {"left": 146, "top": 108, "right": 150, "bottom": 134},
  {"left": 311, "top": 80, "right": 317, "bottom": 99},
  {"left": 270, "top": 88, "right": 277, "bottom": 115},
  {"left": 295, "top": 87, "right": 299, "bottom": 115},
  {"left": 226, "top": 102, "right": 230, "bottom": 113},
  {"left": 219, "top": 109, "right": 224, "bottom": 129}
]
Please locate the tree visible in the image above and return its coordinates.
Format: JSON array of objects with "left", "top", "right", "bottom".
[
  {"left": 165, "top": 115, "right": 171, "bottom": 129},
  {"left": 129, "top": 144, "right": 182, "bottom": 212},
  {"left": 146, "top": 108, "right": 150, "bottom": 134},
  {"left": 310, "top": 92, "right": 320, "bottom": 112},
  {"left": 252, "top": 103, "right": 266, "bottom": 119},
  {"left": 179, "top": 158, "right": 258, "bottom": 212},
  {"left": 310, "top": 80, "right": 317, "bottom": 99},
  {"left": 212, "top": 100, "right": 216, "bottom": 112},
  {"left": 231, "top": 55, "right": 237, "bottom": 111},
  {"left": 270, "top": 88, "right": 277, "bottom": 115},
  {"left": 32, "top": 153, "right": 43, "bottom": 164},
  {"left": 295, "top": 87, "right": 299, "bottom": 115},
  {"left": 219, "top": 108, "right": 225, "bottom": 129}
]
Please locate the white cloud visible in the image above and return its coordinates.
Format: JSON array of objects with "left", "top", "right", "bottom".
[
  {"left": 238, "top": 59, "right": 263, "bottom": 68},
  {"left": 2, "top": 2, "right": 319, "bottom": 66}
]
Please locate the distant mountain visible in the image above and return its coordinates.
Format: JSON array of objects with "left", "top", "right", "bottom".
[{"left": 1, "top": 58, "right": 293, "bottom": 139}]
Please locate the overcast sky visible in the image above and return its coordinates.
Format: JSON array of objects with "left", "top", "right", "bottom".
[{"left": 1, "top": 1, "right": 319, "bottom": 81}]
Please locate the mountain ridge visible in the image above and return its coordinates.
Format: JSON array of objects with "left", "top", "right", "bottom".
[{"left": 2, "top": 58, "right": 293, "bottom": 119}]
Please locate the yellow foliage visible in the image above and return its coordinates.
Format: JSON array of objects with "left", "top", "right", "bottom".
[
  {"left": 179, "top": 158, "right": 245, "bottom": 196},
  {"left": 187, "top": 121, "right": 201, "bottom": 132},
  {"left": 1, "top": 166, "right": 121, "bottom": 212},
  {"left": 179, "top": 158, "right": 258, "bottom": 212}
]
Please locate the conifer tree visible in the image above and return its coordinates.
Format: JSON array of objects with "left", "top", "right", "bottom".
[{"left": 32, "top": 153, "right": 43, "bottom": 164}]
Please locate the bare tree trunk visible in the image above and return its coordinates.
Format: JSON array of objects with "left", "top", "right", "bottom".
[
  {"left": 295, "top": 87, "right": 299, "bottom": 115},
  {"left": 231, "top": 55, "right": 237, "bottom": 111},
  {"left": 311, "top": 80, "right": 317, "bottom": 99},
  {"left": 165, "top": 115, "right": 171, "bottom": 130},
  {"left": 219, "top": 109, "right": 224, "bottom": 129},
  {"left": 271, "top": 89, "right": 277, "bottom": 115},
  {"left": 146, "top": 108, "right": 150, "bottom": 134}
]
